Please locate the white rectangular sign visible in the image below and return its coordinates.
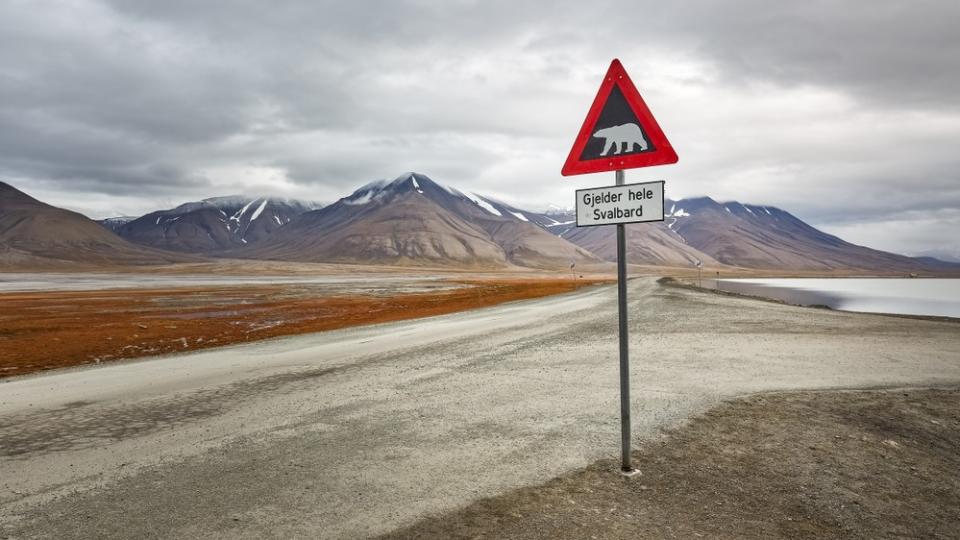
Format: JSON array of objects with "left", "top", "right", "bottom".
[{"left": 575, "top": 180, "right": 665, "bottom": 227}]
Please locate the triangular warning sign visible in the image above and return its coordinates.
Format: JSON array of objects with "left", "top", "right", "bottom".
[{"left": 561, "top": 59, "right": 678, "bottom": 176}]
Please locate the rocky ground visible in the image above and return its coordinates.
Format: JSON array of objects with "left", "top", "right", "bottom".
[
  {"left": 381, "top": 387, "right": 960, "bottom": 539},
  {"left": 2, "top": 278, "right": 958, "bottom": 538}
]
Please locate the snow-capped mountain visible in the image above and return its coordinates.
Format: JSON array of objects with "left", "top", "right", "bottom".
[
  {"left": 234, "top": 173, "right": 598, "bottom": 268},
  {"left": 658, "top": 197, "right": 954, "bottom": 272},
  {"left": 114, "top": 196, "right": 322, "bottom": 254},
  {"left": 531, "top": 196, "right": 957, "bottom": 272}
]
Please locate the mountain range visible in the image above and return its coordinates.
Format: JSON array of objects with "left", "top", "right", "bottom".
[
  {"left": 112, "top": 196, "right": 321, "bottom": 254},
  {"left": 230, "top": 173, "right": 596, "bottom": 268},
  {"left": 1, "top": 175, "right": 956, "bottom": 273},
  {"left": 545, "top": 198, "right": 953, "bottom": 273}
]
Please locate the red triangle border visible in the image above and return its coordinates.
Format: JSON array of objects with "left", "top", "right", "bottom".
[{"left": 561, "top": 59, "right": 678, "bottom": 176}]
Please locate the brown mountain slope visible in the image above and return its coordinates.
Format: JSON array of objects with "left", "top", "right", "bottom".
[
  {"left": 669, "top": 198, "right": 954, "bottom": 272},
  {"left": 562, "top": 224, "right": 721, "bottom": 267},
  {"left": 422, "top": 187, "right": 598, "bottom": 269},
  {"left": 244, "top": 191, "right": 507, "bottom": 266},
  {"left": 237, "top": 173, "right": 599, "bottom": 269},
  {"left": 531, "top": 198, "right": 957, "bottom": 273},
  {"left": 522, "top": 205, "right": 721, "bottom": 268},
  {"left": 0, "top": 182, "right": 198, "bottom": 268}
]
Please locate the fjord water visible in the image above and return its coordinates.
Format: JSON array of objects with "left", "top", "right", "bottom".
[{"left": 714, "top": 278, "right": 960, "bottom": 318}]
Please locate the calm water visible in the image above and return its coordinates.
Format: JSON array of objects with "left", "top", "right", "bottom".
[{"left": 713, "top": 278, "right": 960, "bottom": 318}]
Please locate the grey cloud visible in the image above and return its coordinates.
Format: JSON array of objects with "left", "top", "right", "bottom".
[
  {"left": 1, "top": 162, "right": 208, "bottom": 198},
  {"left": 1, "top": 0, "right": 958, "bottom": 258},
  {"left": 666, "top": 1, "right": 960, "bottom": 109},
  {"left": 0, "top": 109, "right": 207, "bottom": 196},
  {"left": 274, "top": 131, "right": 504, "bottom": 190},
  {"left": 0, "top": 14, "right": 255, "bottom": 144},
  {"left": 820, "top": 207, "right": 960, "bottom": 261}
]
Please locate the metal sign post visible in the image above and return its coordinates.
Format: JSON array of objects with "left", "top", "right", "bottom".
[
  {"left": 614, "top": 169, "right": 635, "bottom": 474},
  {"left": 562, "top": 58, "right": 678, "bottom": 476}
]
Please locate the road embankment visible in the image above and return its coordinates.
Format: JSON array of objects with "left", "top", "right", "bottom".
[{"left": 380, "top": 386, "right": 960, "bottom": 539}]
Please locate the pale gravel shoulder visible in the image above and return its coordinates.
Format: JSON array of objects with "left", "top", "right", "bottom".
[
  {"left": 2, "top": 277, "right": 959, "bottom": 539},
  {"left": 0, "top": 271, "right": 452, "bottom": 293}
]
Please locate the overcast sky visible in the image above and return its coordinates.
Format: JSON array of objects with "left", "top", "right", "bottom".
[{"left": 2, "top": 1, "right": 959, "bottom": 260}]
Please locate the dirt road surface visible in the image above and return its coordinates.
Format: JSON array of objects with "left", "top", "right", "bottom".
[{"left": 2, "top": 278, "right": 959, "bottom": 538}]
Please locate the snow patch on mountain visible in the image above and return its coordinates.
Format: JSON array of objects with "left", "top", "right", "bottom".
[
  {"left": 237, "top": 200, "right": 255, "bottom": 219},
  {"left": 545, "top": 203, "right": 572, "bottom": 213},
  {"left": 343, "top": 174, "right": 434, "bottom": 204},
  {"left": 250, "top": 199, "right": 268, "bottom": 221},
  {"left": 665, "top": 206, "right": 691, "bottom": 243},
  {"left": 460, "top": 191, "right": 502, "bottom": 216},
  {"left": 343, "top": 191, "right": 375, "bottom": 205},
  {"left": 101, "top": 216, "right": 137, "bottom": 225},
  {"left": 342, "top": 179, "right": 391, "bottom": 205}
]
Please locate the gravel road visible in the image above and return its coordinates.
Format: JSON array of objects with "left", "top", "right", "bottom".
[{"left": 2, "top": 277, "right": 959, "bottom": 538}]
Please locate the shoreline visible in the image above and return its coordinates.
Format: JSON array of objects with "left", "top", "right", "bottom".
[{"left": 658, "top": 276, "right": 960, "bottom": 324}]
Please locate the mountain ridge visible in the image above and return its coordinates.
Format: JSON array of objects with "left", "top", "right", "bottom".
[
  {"left": 3, "top": 176, "right": 957, "bottom": 273},
  {"left": 0, "top": 181, "right": 199, "bottom": 268},
  {"left": 233, "top": 173, "right": 599, "bottom": 269},
  {"left": 113, "top": 196, "right": 323, "bottom": 254}
]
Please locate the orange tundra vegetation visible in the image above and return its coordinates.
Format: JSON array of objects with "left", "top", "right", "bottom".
[{"left": 0, "top": 278, "right": 608, "bottom": 378}]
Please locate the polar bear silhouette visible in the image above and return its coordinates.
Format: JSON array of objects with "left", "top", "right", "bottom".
[{"left": 593, "top": 123, "right": 648, "bottom": 156}]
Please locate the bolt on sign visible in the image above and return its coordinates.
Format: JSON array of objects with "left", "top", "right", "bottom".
[{"left": 561, "top": 59, "right": 678, "bottom": 476}]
